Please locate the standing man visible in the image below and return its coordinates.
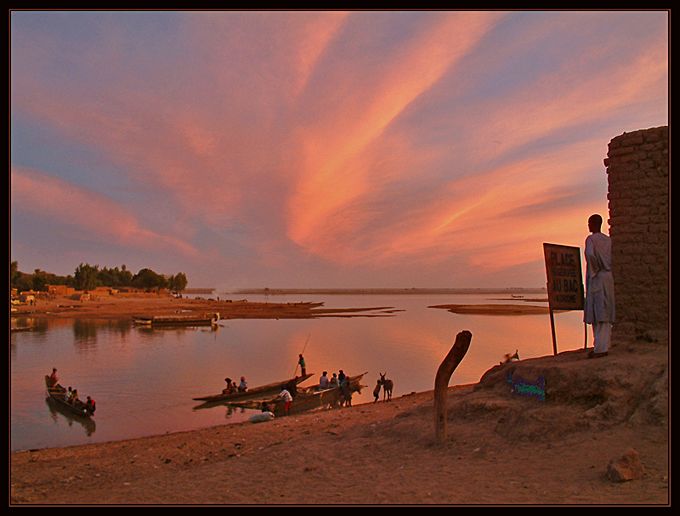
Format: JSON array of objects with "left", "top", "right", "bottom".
[
  {"left": 279, "top": 386, "right": 293, "bottom": 416},
  {"left": 584, "top": 214, "right": 615, "bottom": 358},
  {"left": 298, "top": 354, "right": 306, "bottom": 376}
]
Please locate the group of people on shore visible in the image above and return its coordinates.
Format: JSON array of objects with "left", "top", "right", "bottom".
[
  {"left": 317, "top": 369, "right": 354, "bottom": 407},
  {"left": 47, "top": 368, "right": 96, "bottom": 415}
]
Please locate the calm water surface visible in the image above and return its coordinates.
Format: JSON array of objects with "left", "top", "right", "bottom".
[{"left": 10, "top": 293, "right": 586, "bottom": 452}]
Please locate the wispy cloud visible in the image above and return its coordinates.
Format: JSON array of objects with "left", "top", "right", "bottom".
[
  {"left": 12, "top": 166, "right": 199, "bottom": 257},
  {"left": 10, "top": 11, "right": 668, "bottom": 286},
  {"left": 287, "top": 12, "right": 506, "bottom": 248}
]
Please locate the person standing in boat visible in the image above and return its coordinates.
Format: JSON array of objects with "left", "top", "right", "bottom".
[
  {"left": 584, "top": 213, "right": 616, "bottom": 358},
  {"left": 298, "top": 354, "right": 307, "bottom": 376}
]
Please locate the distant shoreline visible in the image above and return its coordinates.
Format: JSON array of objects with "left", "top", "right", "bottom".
[{"left": 229, "top": 287, "right": 547, "bottom": 295}]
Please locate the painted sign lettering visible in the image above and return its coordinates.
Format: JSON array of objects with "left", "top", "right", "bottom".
[{"left": 543, "top": 243, "right": 584, "bottom": 311}]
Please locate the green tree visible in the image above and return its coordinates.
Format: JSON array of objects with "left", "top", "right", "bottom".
[
  {"left": 118, "top": 265, "right": 133, "bottom": 286},
  {"left": 10, "top": 261, "right": 20, "bottom": 287},
  {"left": 32, "top": 269, "right": 49, "bottom": 291},
  {"left": 132, "top": 268, "right": 165, "bottom": 290},
  {"left": 168, "top": 272, "right": 188, "bottom": 292},
  {"left": 74, "top": 263, "right": 100, "bottom": 291}
]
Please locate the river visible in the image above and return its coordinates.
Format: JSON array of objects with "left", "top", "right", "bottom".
[{"left": 10, "top": 292, "right": 586, "bottom": 452}]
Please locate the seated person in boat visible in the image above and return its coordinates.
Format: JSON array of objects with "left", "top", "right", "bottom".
[
  {"left": 329, "top": 373, "right": 339, "bottom": 388},
  {"left": 85, "top": 396, "right": 96, "bottom": 414},
  {"left": 222, "top": 378, "right": 235, "bottom": 394},
  {"left": 238, "top": 376, "right": 248, "bottom": 392},
  {"left": 48, "top": 368, "right": 59, "bottom": 388},
  {"left": 319, "top": 371, "right": 330, "bottom": 390},
  {"left": 65, "top": 386, "right": 74, "bottom": 402},
  {"left": 70, "top": 389, "right": 80, "bottom": 404}
]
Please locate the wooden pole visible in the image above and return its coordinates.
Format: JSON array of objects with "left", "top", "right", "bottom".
[
  {"left": 549, "top": 307, "right": 558, "bottom": 356},
  {"left": 584, "top": 321, "right": 588, "bottom": 350},
  {"left": 434, "top": 330, "right": 472, "bottom": 443}
]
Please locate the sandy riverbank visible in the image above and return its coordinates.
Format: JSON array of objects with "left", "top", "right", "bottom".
[
  {"left": 10, "top": 293, "right": 549, "bottom": 324},
  {"left": 10, "top": 294, "right": 400, "bottom": 321},
  {"left": 10, "top": 336, "right": 668, "bottom": 505}
]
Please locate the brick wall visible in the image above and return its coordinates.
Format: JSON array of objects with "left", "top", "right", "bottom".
[{"left": 605, "top": 126, "right": 669, "bottom": 343}]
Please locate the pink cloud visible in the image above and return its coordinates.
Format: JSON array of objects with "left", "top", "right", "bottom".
[
  {"left": 11, "top": 166, "right": 199, "bottom": 257},
  {"left": 287, "top": 12, "right": 506, "bottom": 249}
]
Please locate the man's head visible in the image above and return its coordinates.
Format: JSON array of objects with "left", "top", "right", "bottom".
[{"left": 588, "top": 214, "right": 603, "bottom": 233}]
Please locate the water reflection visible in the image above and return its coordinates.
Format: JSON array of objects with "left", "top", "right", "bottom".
[
  {"left": 73, "top": 319, "right": 133, "bottom": 349},
  {"left": 45, "top": 397, "right": 97, "bottom": 436},
  {"left": 12, "top": 294, "right": 585, "bottom": 452}
]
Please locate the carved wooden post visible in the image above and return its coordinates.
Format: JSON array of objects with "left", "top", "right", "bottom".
[{"left": 434, "top": 330, "right": 472, "bottom": 443}]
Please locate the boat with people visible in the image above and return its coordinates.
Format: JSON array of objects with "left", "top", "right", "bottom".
[
  {"left": 44, "top": 375, "right": 95, "bottom": 418},
  {"left": 219, "top": 372, "right": 368, "bottom": 416},
  {"left": 133, "top": 312, "right": 220, "bottom": 327},
  {"left": 192, "top": 372, "right": 315, "bottom": 405}
]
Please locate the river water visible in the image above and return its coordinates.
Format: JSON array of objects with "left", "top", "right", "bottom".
[{"left": 10, "top": 292, "right": 586, "bottom": 452}]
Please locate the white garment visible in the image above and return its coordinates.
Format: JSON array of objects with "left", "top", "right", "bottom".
[
  {"left": 279, "top": 389, "right": 292, "bottom": 403},
  {"left": 584, "top": 232, "right": 615, "bottom": 325},
  {"left": 319, "top": 375, "right": 329, "bottom": 389},
  {"left": 592, "top": 322, "right": 612, "bottom": 354}
]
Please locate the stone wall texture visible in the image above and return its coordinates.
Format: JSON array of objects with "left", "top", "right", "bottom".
[{"left": 605, "top": 125, "right": 669, "bottom": 344}]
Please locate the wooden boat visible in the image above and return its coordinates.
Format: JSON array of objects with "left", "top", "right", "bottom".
[
  {"left": 11, "top": 325, "right": 33, "bottom": 332},
  {"left": 192, "top": 372, "right": 315, "bottom": 404},
  {"left": 133, "top": 312, "right": 220, "bottom": 327},
  {"left": 44, "top": 375, "right": 95, "bottom": 418},
  {"left": 223, "top": 372, "right": 368, "bottom": 416}
]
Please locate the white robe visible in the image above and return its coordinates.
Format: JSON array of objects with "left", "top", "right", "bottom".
[{"left": 584, "top": 232, "right": 615, "bottom": 325}]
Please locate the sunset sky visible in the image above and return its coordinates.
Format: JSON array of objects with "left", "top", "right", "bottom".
[{"left": 10, "top": 10, "right": 668, "bottom": 289}]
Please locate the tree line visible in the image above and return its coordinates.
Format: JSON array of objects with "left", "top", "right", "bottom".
[{"left": 10, "top": 262, "right": 188, "bottom": 293}]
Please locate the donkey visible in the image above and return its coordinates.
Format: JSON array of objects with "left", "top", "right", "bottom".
[{"left": 379, "top": 372, "right": 393, "bottom": 401}]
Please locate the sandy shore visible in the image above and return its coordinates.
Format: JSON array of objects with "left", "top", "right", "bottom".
[
  {"left": 10, "top": 333, "right": 669, "bottom": 505},
  {"left": 11, "top": 293, "right": 548, "bottom": 324},
  {"left": 10, "top": 294, "right": 400, "bottom": 321}
]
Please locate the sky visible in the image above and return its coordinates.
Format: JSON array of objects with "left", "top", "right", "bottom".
[{"left": 10, "top": 10, "right": 668, "bottom": 290}]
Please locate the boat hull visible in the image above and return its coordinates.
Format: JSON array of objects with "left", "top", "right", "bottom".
[
  {"left": 193, "top": 372, "right": 315, "bottom": 405},
  {"left": 44, "top": 376, "right": 94, "bottom": 418}
]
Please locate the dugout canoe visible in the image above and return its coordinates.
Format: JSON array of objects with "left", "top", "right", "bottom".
[
  {"left": 133, "top": 312, "right": 220, "bottom": 327},
  {"left": 223, "top": 372, "right": 368, "bottom": 416},
  {"left": 44, "top": 375, "right": 95, "bottom": 418},
  {"left": 192, "top": 372, "right": 315, "bottom": 404}
]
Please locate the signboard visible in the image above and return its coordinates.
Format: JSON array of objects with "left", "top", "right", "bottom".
[
  {"left": 543, "top": 243, "right": 585, "bottom": 356},
  {"left": 543, "top": 243, "right": 584, "bottom": 310}
]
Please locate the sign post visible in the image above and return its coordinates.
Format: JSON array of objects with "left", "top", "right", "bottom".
[{"left": 543, "top": 243, "right": 585, "bottom": 355}]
